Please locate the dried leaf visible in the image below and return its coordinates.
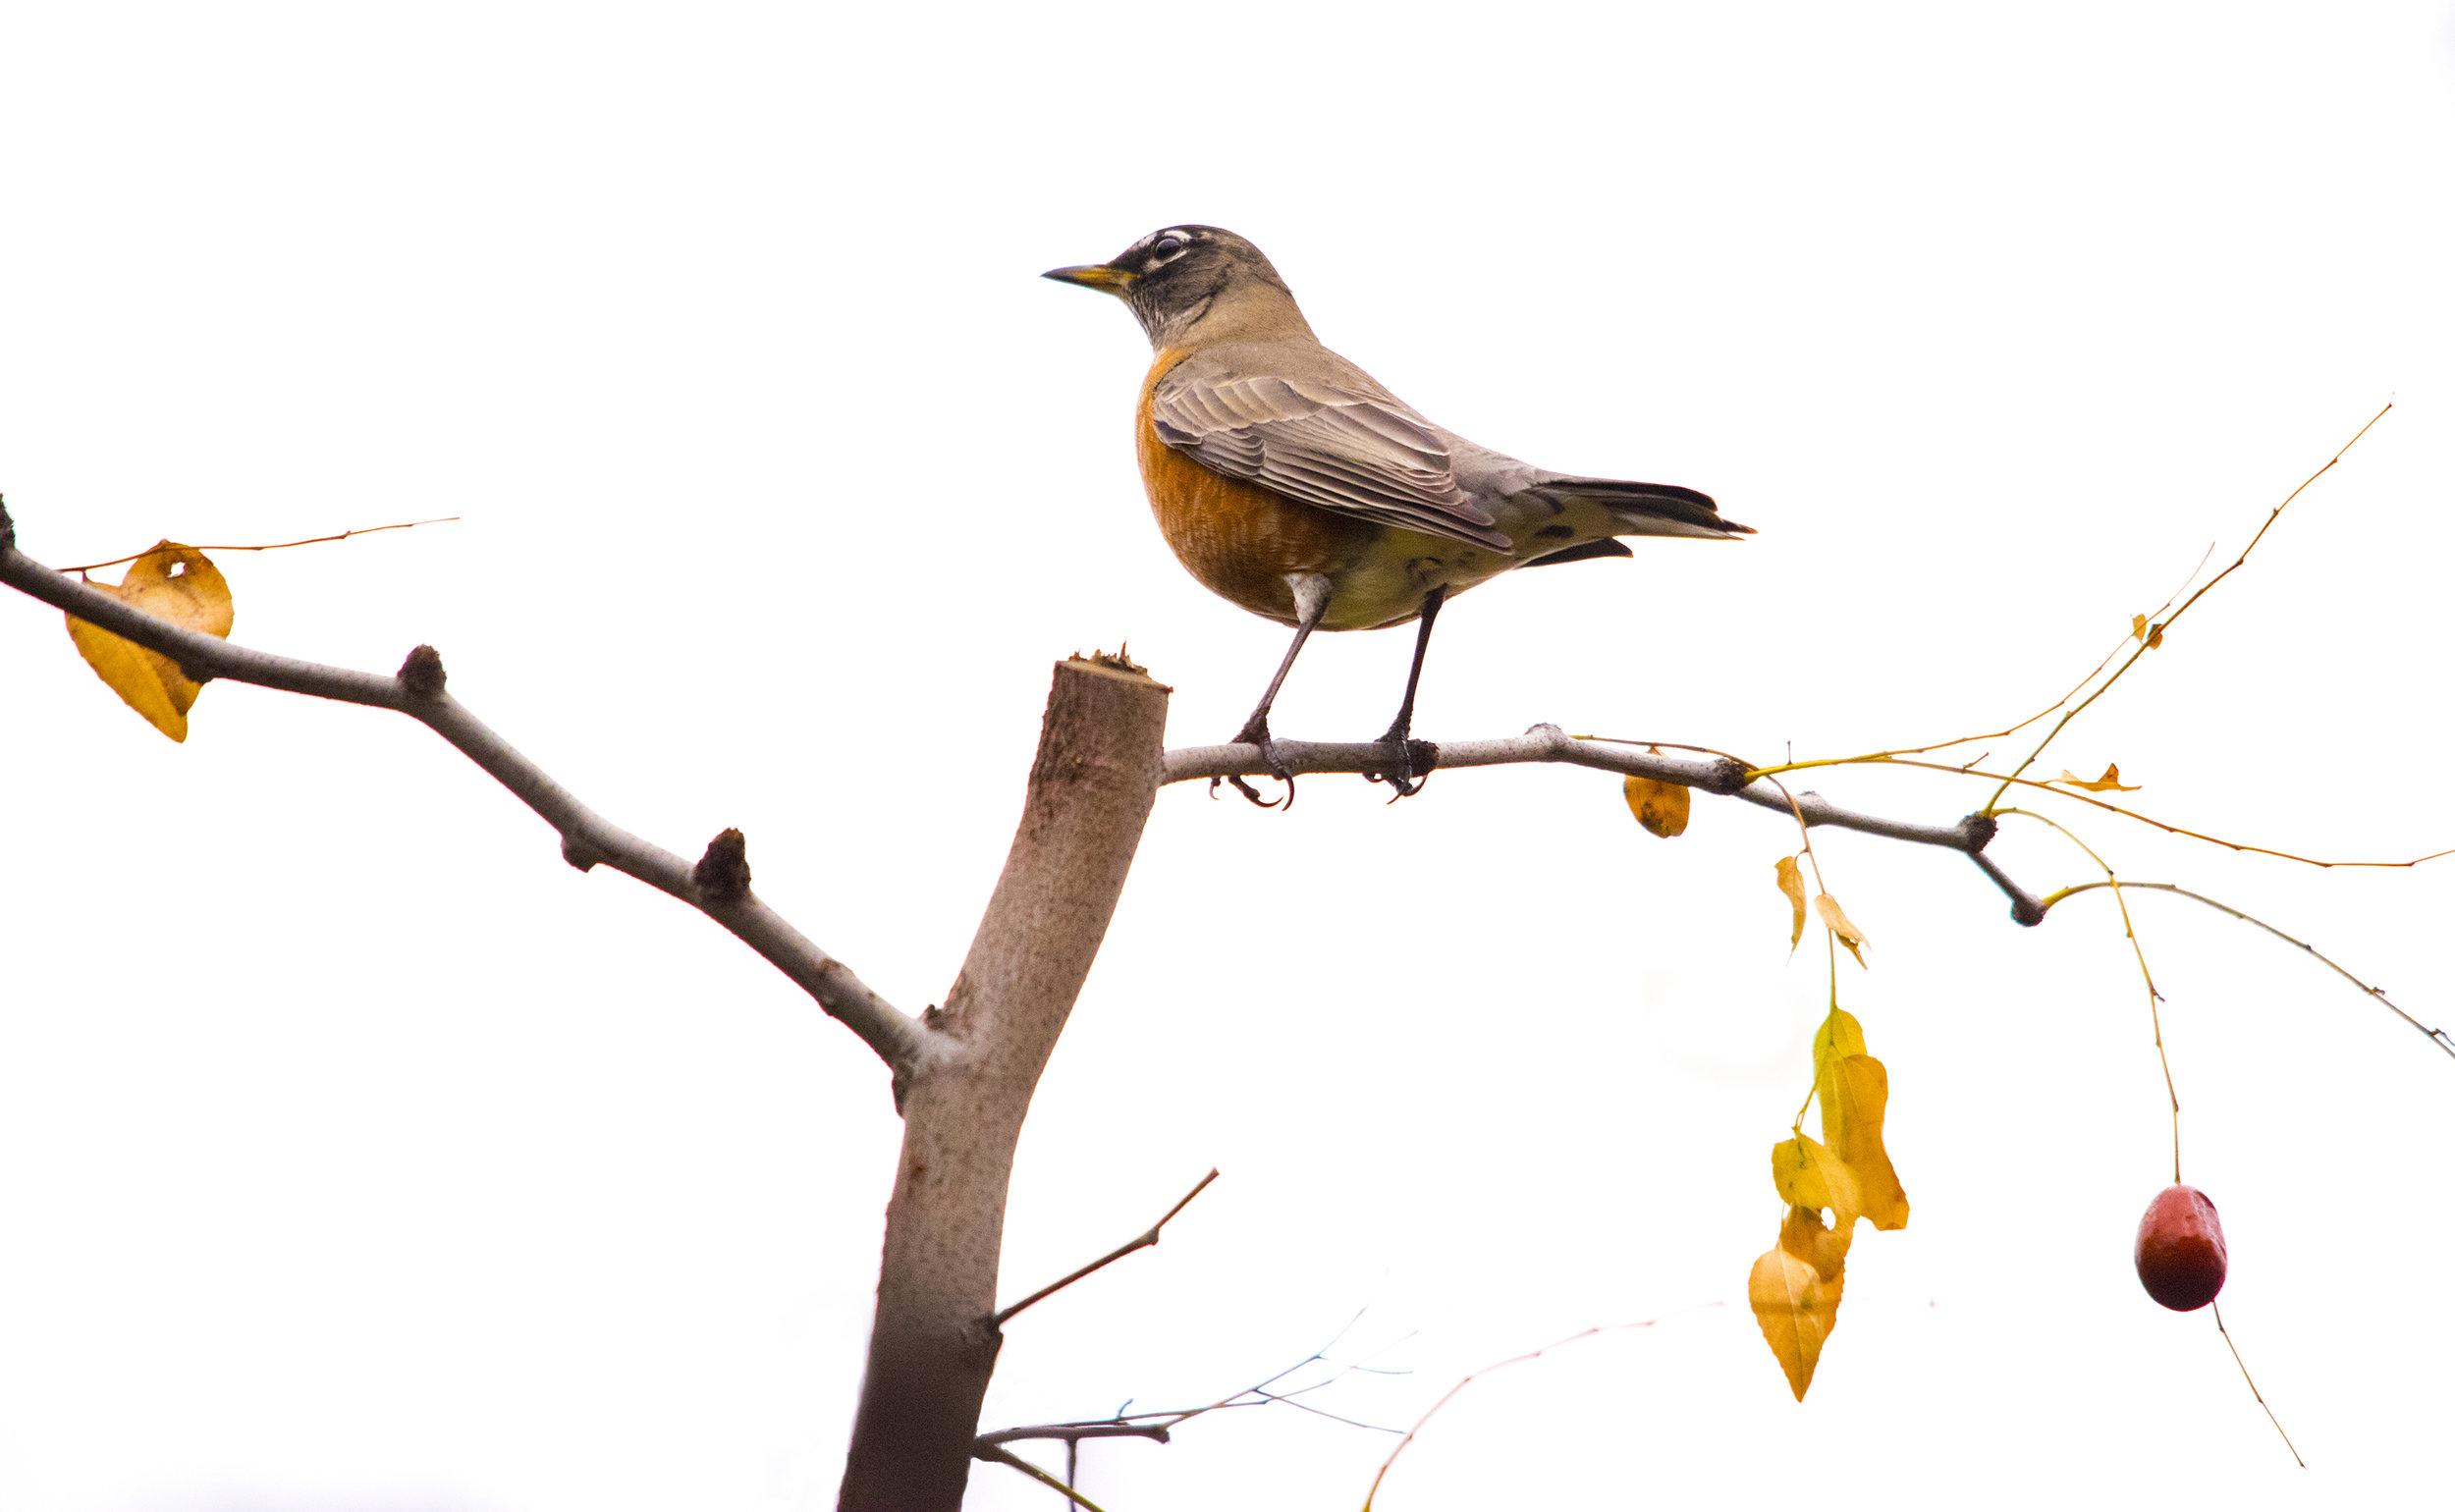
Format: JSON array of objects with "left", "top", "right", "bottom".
[
  {"left": 1622, "top": 774, "right": 1690, "bottom": 838},
  {"left": 1770, "top": 1134, "right": 1860, "bottom": 1275},
  {"left": 64, "top": 542, "right": 235, "bottom": 742},
  {"left": 1815, "top": 892, "right": 1869, "bottom": 967},
  {"left": 2053, "top": 763, "right": 2142, "bottom": 792},
  {"left": 2131, "top": 613, "right": 2149, "bottom": 643},
  {"left": 1774, "top": 855, "right": 1808, "bottom": 952},
  {"left": 1751, "top": 1221, "right": 1845, "bottom": 1401},
  {"left": 2146, "top": 621, "right": 2164, "bottom": 649},
  {"left": 1813, "top": 1009, "right": 1909, "bottom": 1230}
]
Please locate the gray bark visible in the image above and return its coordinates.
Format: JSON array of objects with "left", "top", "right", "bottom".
[{"left": 837, "top": 656, "right": 1170, "bottom": 1509}]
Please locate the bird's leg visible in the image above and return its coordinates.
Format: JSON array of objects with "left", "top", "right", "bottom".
[
  {"left": 1366, "top": 586, "right": 1446, "bottom": 799},
  {"left": 1215, "top": 572, "right": 1334, "bottom": 809}
]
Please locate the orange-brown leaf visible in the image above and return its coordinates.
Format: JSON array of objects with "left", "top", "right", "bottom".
[
  {"left": 1774, "top": 855, "right": 1808, "bottom": 952},
  {"left": 1751, "top": 1225, "right": 1845, "bottom": 1401},
  {"left": 1813, "top": 1009, "right": 1909, "bottom": 1230},
  {"left": 1815, "top": 892, "right": 1869, "bottom": 967},
  {"left": 64, "top": 542, "right": 235, "bottom": 741},
  {"left": 2053, "top": 763, "right": 2142, "bottom": 792},
  {"left": 1623, "top": 774, "right": 1690, "bottom": 838}
]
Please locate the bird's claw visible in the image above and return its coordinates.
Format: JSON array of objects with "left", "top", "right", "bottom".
[
  {"left": 1365, "top": 736, "right": 1439, "bottom": 801},
  {"left": 1210, "top": 722, "right": 1296, "bottom": 810}
]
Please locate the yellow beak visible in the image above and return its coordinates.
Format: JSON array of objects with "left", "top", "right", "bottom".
[{"left": 1042, "top": 263, "right": 1137, "bottom": 295}]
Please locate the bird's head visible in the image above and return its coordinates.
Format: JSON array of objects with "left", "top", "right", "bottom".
[{"left": 1044, "top": 226, "right": 1307, "bottom": 350}]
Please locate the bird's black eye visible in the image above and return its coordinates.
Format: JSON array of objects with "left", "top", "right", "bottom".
[{"left": 1149, "top": 233, "right": 1187, "bottom": 261}]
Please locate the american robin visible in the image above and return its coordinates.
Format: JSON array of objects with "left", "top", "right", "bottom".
[{"left": 1046, "top": 225, "right": 1751, "bottom": 804}]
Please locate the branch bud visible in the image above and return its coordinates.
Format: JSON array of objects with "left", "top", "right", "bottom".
[
  {"left": 397, "top": 644, "right": 448, "bottom": 697},
  {"left": 694, "top": 827, "right": 752, "bottom": 903}
]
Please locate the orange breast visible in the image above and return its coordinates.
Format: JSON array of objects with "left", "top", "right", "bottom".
[{"left": 1136, "top": 349, "right": 1375, "bottom": 625}]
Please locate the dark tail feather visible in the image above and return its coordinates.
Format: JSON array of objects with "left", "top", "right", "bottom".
[
  {"left": 1547, "top": 477, "right": 1754, "bottom": 538},
  {"left": 1523, "top": 537, "right": 1634, "bottom": 568}
]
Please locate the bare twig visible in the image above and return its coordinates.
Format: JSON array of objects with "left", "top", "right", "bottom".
[
  {"left": 1764, "top": 537, "right": 2219, "bottom": 772},
  {"left": 1990, "top": 403, "right": 2392, "bottom": 803},
  {"left": 1998, "top": 811, "right": 2184, "bottom": 1178},
  {"left": 996, "top": 1168, "right": 1220, "bottom": 1327},
  {"left": 2038, "top": 881, "right": 2455, "bottom": 1061},
  {"left": 976, "top": 1316, "right": 1404, "bottom": 1476},
  {"left": 54, "top": 515, "right": 460, "bottom": 573},
  {"left": 1755, "top": 753, "right": 2451, "bottom": 871},
  {"left": 0, "top": 519, "right": 926, "bottom": 1075},
  {"left": 972, "top": 1442, "right": 1114, "bottom": 1511},
  {"left": 1361, "top": 1308, "right": 1718, "bottom": 1510},
  {"left": 2213, "top": 1303, "right": 2305, "bottom": 1468}
]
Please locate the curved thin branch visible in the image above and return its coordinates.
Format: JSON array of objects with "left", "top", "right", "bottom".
[
  {"left": 2040, "top": 880, "right": 2455, "bottom": 1061},
  {"left": 1362, "top": 1309, "right": 1715, "bottom": 1511},
  {"left": 1166, "top": 728, "right": 2039, "bottom": 919},
  {"left": 0, "top": 520, "right": 926, "bottom": 1075}
]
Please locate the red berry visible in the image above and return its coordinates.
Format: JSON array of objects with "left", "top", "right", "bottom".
[{"left": 2135, "top": 1184, "right": 2227, "bottom": 1311}]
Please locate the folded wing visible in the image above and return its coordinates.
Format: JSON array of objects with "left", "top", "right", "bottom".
[{"left": 1150, "top": 357, "right": 1514, "bottom": 551}]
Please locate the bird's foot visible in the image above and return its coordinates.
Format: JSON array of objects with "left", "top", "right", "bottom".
[
  {"left": 1364, "top": 731, "right": 1440, "bottom": 800},
  {"left": 1211, "top": 716, "right": 1296, "bottom": 810}
]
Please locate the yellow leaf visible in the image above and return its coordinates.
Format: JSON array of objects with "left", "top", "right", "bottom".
[
  {"left": 1814, "top": 892, "right": 1869, "bottom": 967},
  {"left": 2053, "top": 763, "right": 2142, "bottom": 793},
  {"left": 1774, "top": 855, "right": 1807, "bottom": 951},
  {"left": 2131, "top": 613, "right": 2148, "bottom": 643},
  {"left": 1770, "top": 1135, "right": 1859, "bottom": 1276},
  {"left": 1751, "top": 1223, "right": 1845, "bottom": 1401},
  {"left": 1813, "top": 1009, "right": 1909, "bottom": 1230},
  {"left": 63, "top": 542, "right": 235, "bottom": 742},
  {"left": 1622, "top": 773, "right": 1690, "bottom": 838}
]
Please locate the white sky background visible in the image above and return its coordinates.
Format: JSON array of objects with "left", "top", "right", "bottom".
[{"left": 2, "top": 3, "right": 2451, "bottom": 1508}]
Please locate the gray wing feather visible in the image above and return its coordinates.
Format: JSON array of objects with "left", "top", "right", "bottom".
[{"left": 1151, "top": 362, "right": 1512, "bottom": 550}]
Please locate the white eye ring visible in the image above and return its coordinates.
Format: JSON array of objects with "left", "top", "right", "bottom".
[{"left": 1150, "top": 234, "right": 1188, "bottom": 260}]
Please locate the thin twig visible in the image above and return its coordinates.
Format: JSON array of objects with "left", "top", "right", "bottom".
[
  {"left": 1990, "top": 403, "right": 2393, "bottom": 804},
  {"left": 55, "top": 516, "right": 461, "bottom": 573},
  {"left": 1760, "top": 753, "right": 2451, "bottom": 870},
  {"left": 1997, "top": 811, "right": 2184, "bottom": 1178},
  {"left": 1764, "top": 537, "right": 2219, "bottom": 773},
  {"left": 2213, "top": 1303, "right": 2305, "bottom": 1467},
  {"left": 977, "top": 1314, "right": 1405, "bottom": 1465},
  {"left": 2038, "top": 882, "right": 2454, "bottom": 1061},
  {"left": 972, "top": 1442, "right": 1114, "bottom": 1511},
  {"left": 1361, "top": 1310, "right": 1717, "bottom": 1510},
  {"left": 996, "top": 1169, "right": 1221, "bottom": 1327}
]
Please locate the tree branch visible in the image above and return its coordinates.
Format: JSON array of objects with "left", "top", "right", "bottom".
[
  {"left": 976, "top": 1421, "right": 1173, "bottom": 1448},
  {"left": 995, "top": 1168, "right": 1220, "bottom": 1327},
  {"left": 0, "top": 514, "right": 926, "bottom": 1075},
  {"left": 1165, "top": 728, "right": 2045, "bottom": 922}
]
